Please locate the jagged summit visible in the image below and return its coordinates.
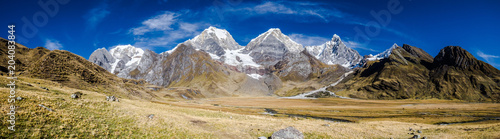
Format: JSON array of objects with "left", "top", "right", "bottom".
[
  {"left": 305, "top": 34, "right": 362, "bottom": 68},
  {"left": 184, "top": 26, "right": 241, "bottom": 56},
  {"left": 246, "top": 28, "right": 304, "bottom": 53}
]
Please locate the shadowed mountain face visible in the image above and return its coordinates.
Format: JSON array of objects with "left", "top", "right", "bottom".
[
  {"left": 329, "top": 44, "right": 500, "bottom": 102},
  {"left": 430, "top": 46, "right": 500, "bottom": 101}
]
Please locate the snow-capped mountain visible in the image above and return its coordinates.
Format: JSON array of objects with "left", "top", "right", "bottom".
[
  {"left": 366, "top": 43, "right": 399, "bottom": 61},
  {"left": 244, "top": 28, "right": 304, "bottom": 66},
  {"left": 182, "top": 26, "right": 262, "bottom": 78},
  {"left": 183, "top": 26, "right": 241, "bottom": 57},
  {"left": 89, "top": 27, "right": 359, "bottom": 83},
  {"left": 305, "top": 34, "right": 362, "bottom": 68},
  {"left": 89, "top": 44, "right": 146, "bottom": 74}
]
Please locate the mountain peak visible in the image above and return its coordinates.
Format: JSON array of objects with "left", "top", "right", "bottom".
[
  {"left": 185, "top": 26, "right": 241, "bottom": 56},
  {"left": 204, "top": 26, "right": 229, "bottom": 39},
  {"left": 433, "top": 46, "right": 477, "bottom": 69},
  {"left": 109, "top": 44, "right": 144, "bottom": 59},
  {"left": 366, "top": 43, "right": 399, "bottom": 61},
  {"left": 305, "top": 34, "right": 362, "bottom": 68},
  {"left": 267, "top": 28, "right": 281, "bottom": 33},
  {"left": 247, "top": 28, "right": 303, "bottom": 53},
  {"left": 332, "top": 34, "right": 341, "bottom": 42}
]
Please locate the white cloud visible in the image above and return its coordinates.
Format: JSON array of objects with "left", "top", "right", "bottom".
[
  {"left": 288, "top": 33, "right": 329, "bottom": 46},
  {"left": 84, "top": 4, "right": 110, "bottom": 30},
  {"left": 131, "top": 11, "right": 178, "bottom": 35},
  {"left": 253, "top": 2, "right": 295, "bottom": 14},
  {"left": 477, "top": 51, "right": 499, "bottom": 66},
  {"left": 344, "top": 41, "right": 378, "bottom": 52},
  {"left": 219, "top": 1, "right": 343, "bottom": 23},
  {"left": 44, "top": 39, "right": 63, "bottom": 50},
  {"left": 129, "top": 11, "right": 208, "bottom": 49}
]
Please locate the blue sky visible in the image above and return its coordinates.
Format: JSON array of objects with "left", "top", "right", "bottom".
[{"left": 2, "top": 0, "right": 500, "bottom": 68}]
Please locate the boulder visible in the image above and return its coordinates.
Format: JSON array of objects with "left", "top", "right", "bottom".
[
  {"left": 271, "top": 126, "right": 304, "bottom": 139},
  {"left": 106, "top": 96, "right": 119, "bottom": 102},
  {"left": 71, "top": 92, "right": 83, "bottom": 99}
]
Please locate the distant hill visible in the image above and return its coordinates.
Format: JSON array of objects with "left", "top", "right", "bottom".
[{"left": 0, "top": 38, "right": 154, "bottom": 99}]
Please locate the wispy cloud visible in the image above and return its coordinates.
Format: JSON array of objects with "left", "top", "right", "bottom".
[
  {"left": 129, "top": 11, "right": 208, "bottom": 49},
  {"left": 477, "top": 51, "right": 499, "bottom": 67},
  {"left": 84, "top": 4, "right": 110, "bottom": 30},
  {"left": 130, "top": 11, "right": 178, "bottom": 35},
  {"left": 288, "top": 33, "right": 329, "bottom": 46},
  {"left": 216, "top": 1, "right": 344, "bottom": 23},
  {"left": 344, "top": 40, "right": 378, "bottom": 52},
  {"left": 44, "top": 39, "right": 63, "bottom": 50}
]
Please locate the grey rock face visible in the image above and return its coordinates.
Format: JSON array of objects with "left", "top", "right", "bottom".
[
  {"left": 275, "top": 51, "right": 313, "bottom": 80},
  {"left": 271, "top": 126, "right": 304, "bottom": 139},
  {"left": 305, "top": 34, "right": 362, "bottom": 68},
  {"left": 117, "top": 50, "right": 159, "bottom": 79},
  {"left": 89, "top": 48, "right": 115, "bottom": 71}
]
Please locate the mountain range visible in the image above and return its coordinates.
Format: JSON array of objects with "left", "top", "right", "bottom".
[
  {"left": 86, "top": 26, "right": 499, "bottom": 101},
  {"left": 1, "top": 26, "right": 497, "bottom": 102}
]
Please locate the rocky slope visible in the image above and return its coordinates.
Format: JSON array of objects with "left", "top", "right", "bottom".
[{"left": 329, "top": 44, "right": 500, "bottom": 102}]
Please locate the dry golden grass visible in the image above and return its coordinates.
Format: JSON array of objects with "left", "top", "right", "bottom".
[{"left": 1, "top": 76, "right": 499, "bottom": 138}]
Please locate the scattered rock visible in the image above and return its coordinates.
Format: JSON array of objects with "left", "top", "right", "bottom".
[
  {"left": 27, "top": 83, "right": 33, "bottom": 87},
  {"left": 271, "top": 126, "right": 304, "bottom": 139},
  {"left": 258, "top": 136, "right": 268, "bottom": 139},
  {"left": 147, "top": 114, "right": 154, "bottom": 119},
  {"left": 190, "top": 120, "right": 207, "bottom": 125},
  {"left": 38, "top": 104, "right": 54, "bottom": 112},
  {"left": 71, "top": 92, "right": 83, "bottom": 99},
  {"left": 106, "top": 96, "right": 119, "bottom": 102},
  {"left": 40, "top": 87, "right": 49, "bottom": 91},
  {"left": 422, "top": 136, "right": 428, "bottom": 139},
  {"left": 417, "top": 130, "right": 422, "bottom": 133},
  {"left": 264, "top": 108, "right": 278, "bottom": 114},
  {"left": 16, "top": 97, "right": 23, "bottom": 101},
  {"left": 412, "top": 135, "right": 420, "bottom": 139},
  {"left": 409, "top": 127, "right": 413, "bottom": 131},
  {"left": 322, "top": 124, "right": 330, "bottom": 127}
]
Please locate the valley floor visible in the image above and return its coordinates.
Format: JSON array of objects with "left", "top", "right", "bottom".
[{"left": 1, "top": 77, "right": 499, "bottom": 138}]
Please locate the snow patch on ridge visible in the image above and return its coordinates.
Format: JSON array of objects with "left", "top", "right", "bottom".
[
  {"left": 222, "top": 48, "right": 261, "bottom": 67},
  {"left": 247, "top": 74, "right": 262, "bottom": 79},
  {"left": 367, "top": 43, "right": 399, "bottom": 61},
  {"left": 110, "top": 60, "right": 120, "bottom": 74}
]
